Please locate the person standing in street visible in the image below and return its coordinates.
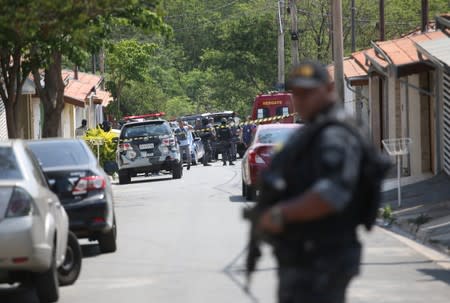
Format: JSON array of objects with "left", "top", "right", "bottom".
[
  {"left": 247, "top": 61, "right": 389, "bottom": 303},
  {"left": 75, "top": 119, "right": 88, "bottom": 137},
  {"left": 195, "top": 118, "right": 212, "bottom": 166},
  {"left": 176, "top": 118, "right": 193, "bottom": 170},
  {"left": 216, "top": 118, "right": 234, "bottom": 166},
  {"left": 228, "top": 117, "right": 239, "bottom": 161},
  {"left": 208, "top": 117, "right": 218, "bottom": 162},
  {"left": 241, "top": 115, "right": 256, "bottom": 149}
]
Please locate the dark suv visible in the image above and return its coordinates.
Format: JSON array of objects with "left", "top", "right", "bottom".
[
  {"left": 116, "top": 120, "right": 183, "bottom": 184},
  {"left": 28, "top": 139, "right": 117, "bottom": 254}
]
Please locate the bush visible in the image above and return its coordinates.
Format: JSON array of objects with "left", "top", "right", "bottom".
[{"left": 83, "top": 127, "right": 118, "bottom": 169}]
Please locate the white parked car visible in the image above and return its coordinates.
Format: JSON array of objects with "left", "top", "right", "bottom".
[{"left": 0, "top": 141, "right": 69, "bottom": 302}]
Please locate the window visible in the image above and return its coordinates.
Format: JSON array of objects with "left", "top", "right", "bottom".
[
  {"left": 257, "top": 108, "right": 270, "bottom": 119},
  {"left": 257, "top": 128, "right": 297, "bottom": 144},
  {"left": 276, "top": 106, "right": 290, "bottom": 116},
  {"left": 0, "top": 147, "right": 23, "bottom": 179},
  {"left": 25, "top": 148, "right": 48, "bottom": 187},
  {"left": 28, "top": 141, "right": 90, "bottom": 168},
  {"left": 122, "top": 123, "right": 172, "bottom": 139}
]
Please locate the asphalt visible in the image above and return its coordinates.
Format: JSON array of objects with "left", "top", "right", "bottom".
[{"left": 1, "top": 161, "right": 449, "bottom": 303}]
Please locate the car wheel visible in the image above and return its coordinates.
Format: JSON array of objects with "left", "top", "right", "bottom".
[
  {"left": 34, "top": 247, "right": 59, "bottom": 303},
  {"left": 118, "top": 171, "right": 131, "bottom": 185},
  {"left": 242, "top": 181, "right": 247, "bottom": 197},
  {"left": 58, "top": 231, "right": 82, "bottom": 286},
  {"left": 98, "top": 217, "right": 117, "bottom": 254},
  {"left": 245, "top": 185, "right": 255, "bottom": 201},
  {"left": 172, "top": 162, "right": 183, "bottom": 179}
]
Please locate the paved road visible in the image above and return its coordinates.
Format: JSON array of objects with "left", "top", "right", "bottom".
[{"left": 1, "top": 162, "right": 449, "bottom": 302}]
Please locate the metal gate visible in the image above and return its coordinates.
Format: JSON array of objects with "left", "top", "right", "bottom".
[{"left": 443, "top": 71, "right": 450, "bottom": 175}]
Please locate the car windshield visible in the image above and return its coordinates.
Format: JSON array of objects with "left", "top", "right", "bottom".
[
  {"left": 28, "top": 141, "right": 90, "bottom": 168},
  {"left": 257, "top": 127, "right": 297, "bottom": 144},
  {"left": 0, "top": 147, "right": 22, "bottom": 179},
  {"left": 122, "top": 123, "right": 172, "bottom": 138}
]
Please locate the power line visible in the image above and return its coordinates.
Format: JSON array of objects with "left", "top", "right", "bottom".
[
  {"left": 164, "top": 0, "right": 241, "bottom": 20},
  {"left": 169, "top": 2, "right": 277, "bottom": 32},
  {"left": 297, "top": 8, "right": 421, "bottom": 27}
]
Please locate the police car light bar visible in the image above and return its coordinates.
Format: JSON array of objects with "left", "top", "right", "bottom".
[{"left": 123, "top": 112, "right": 166, "bottom": 121}]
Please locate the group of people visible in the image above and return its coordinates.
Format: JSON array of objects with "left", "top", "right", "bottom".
[
  {"left": 194, "top": 117, "right": 240, "bottom": 166},
  {"left": 175, "top": 116, "right": 256, "bottom": 168}
]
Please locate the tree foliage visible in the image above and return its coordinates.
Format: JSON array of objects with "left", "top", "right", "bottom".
[
  {"left": 103, "top": 0, "right": 448, "bottom": 121},
  {"left": 0, "top": 0, "right": 165, "bottom": 137}
]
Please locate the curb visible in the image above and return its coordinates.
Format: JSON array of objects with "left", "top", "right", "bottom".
[{"left": 377, "top": 225, "right": 450, "bottom": 270}]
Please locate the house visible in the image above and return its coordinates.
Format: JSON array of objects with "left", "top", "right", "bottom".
[
  {"left": 327, "top": 23, "right": 450, "bottom": 179},
  {"left": 12, "top": 78, "right": 37, "bottom": 139},
  {"left": 416, "top": 36, "right": 450, "bottom": 175},
  {"left": 30, "top": 70, "right": 112, "bottom": 139},
  {"left": 328, "top": 56, "right": 370, "bottom": 125}
]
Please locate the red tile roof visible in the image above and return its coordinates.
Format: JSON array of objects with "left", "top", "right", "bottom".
[
  {"left": 364, "top": 48, "right": 389, "bottom": 69},
  {"left": 375, "top": 31, "right": 447, "bottom": 66},
  {"left": 352, "top": 51, "right": 370, "bottom": 72},
  {"left": 62, "top": 70, "right": 111, "bottom": 107},
  {"left": 327, "top": 57, "right": 368, "bottom": 85}
]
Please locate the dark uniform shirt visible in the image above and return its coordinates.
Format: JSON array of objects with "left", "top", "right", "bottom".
[
  {"left": 275, "top": 105, "right": 363, "bottom": 263},
  {"left": 275, "top": 105, "right": 363, "bottom": 303}
]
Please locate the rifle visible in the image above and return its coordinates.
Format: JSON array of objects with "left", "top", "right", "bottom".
[{"left": 242, "top": 171, "right": 287, "bottom": 292}]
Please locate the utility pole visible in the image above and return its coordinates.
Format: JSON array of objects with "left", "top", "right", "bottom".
[
  {"left": 289, "top": 0, "right": 299, "bottom": 66},
  {"left": 379, "top": 0, "right": 385, "bottom": 41},
  {"left": 277, "top": 0, "right": 286, "bottom": 90},
  {"left": 421, "top": 0, "right": 429, "bottom": 32},
  {"left": 351, "top": 0, "right": 356, "bottom": 52},
  {"left": 332, "top": 0, "right": 345, "bottom": 102}
]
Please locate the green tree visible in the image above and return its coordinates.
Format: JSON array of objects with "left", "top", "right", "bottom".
[
  {"left": 105, "top": 39, "right": 155, "bottom": 118},
  {"left": 0, "top": 0, "right": 165, "bottom": 138},
  {"left": 164, "top": 96, "right": 195, "bottom": 118}
]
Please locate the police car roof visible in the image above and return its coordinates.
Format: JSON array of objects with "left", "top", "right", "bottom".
[{"left": 122, "top": 119, "right": 167, "bottom": 127}]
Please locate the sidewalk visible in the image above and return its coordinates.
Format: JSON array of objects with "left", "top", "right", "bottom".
[{"left": 381, "top": 172, "right": 450, "bottom": 255}]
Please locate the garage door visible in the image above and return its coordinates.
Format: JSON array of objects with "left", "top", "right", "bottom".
[{"left": 443, "top": 71, "right": 450, "bottom": 175}]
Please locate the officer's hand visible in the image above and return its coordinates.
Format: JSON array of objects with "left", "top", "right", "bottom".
[{"left": 258, "top": 209, "right": 283, "bottom": 234}]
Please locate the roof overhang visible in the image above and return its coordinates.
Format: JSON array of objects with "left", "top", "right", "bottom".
[
  {"left": 64, "top": 96, "right": 85, "bottom": 107},
  {"left": 415, "top": 38, "right": 450, "bottom": 73},
  {"left": 346, "top": 76, "right": 369, "bottom": 86}
]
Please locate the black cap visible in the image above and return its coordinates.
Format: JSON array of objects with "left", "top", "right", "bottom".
[{"left": 286, "top": 61, "right": 330, "bottom": 90}]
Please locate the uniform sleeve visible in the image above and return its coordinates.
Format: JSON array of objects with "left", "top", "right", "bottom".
[{"left": 310, "top": 126, "right": 362, "bottom": 211}]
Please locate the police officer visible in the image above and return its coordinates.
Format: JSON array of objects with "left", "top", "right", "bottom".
[
  {"left": 228, "top": 117, "right": 239, "bottom": 161},
  {"left": 257, "top": 61, "right": 364, "bottom": 303},
  {"left": 216, "top": 118, "right": 234, "bottom": 166},
  {"left": 241, "top": 115, "right": 256, "bottom": 149},
  {"left": 207, "top": 117, "right": 218, "bottom": 162},
  {"left": 195, "top": 118, "right": 212, "bottom": 166}
]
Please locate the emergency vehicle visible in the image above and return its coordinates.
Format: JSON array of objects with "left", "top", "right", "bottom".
[{"left": 251, "top": 92, "right": 294, "bottom": 124}]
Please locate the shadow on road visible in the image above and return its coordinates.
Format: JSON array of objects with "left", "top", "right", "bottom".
[
  {"left": 81, "top": 243, "right": 102, "bottom": 258},
  {"left": 361, "top": 260, "right": 433, "bottom": 266},
  {"left": 129, "top": 176, "right": 173, "bottom": 185},
  {"left": 229, "top": 195, "right": 247, "bottom": 203},
  {"left": 418, "top": 268, "right": 450, "bottom": 285},
  {"left": 0, "top": 285, "right": 39, "bottom": 303}
]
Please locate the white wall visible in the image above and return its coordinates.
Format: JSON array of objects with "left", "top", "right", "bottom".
[
  {"left": 60, "top": 104, "right": 72, "bottom": 138},
  {"left": 32, "top": 98, "right": 41, "bottom": 139}
]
